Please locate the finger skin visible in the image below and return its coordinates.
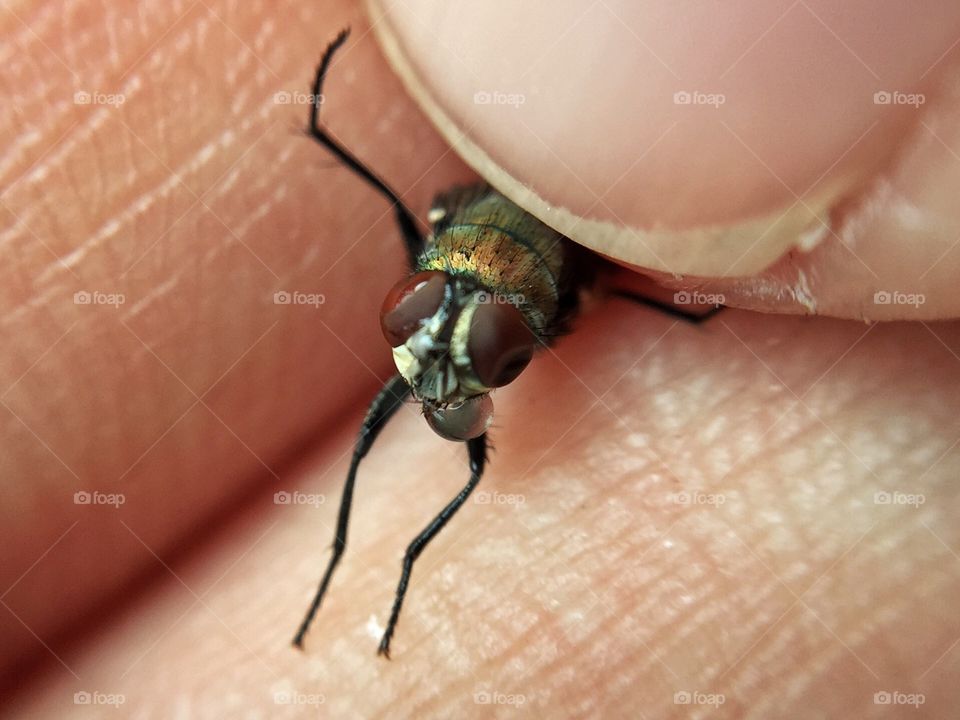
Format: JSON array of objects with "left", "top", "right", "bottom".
[
  {"left": 7, "top": 307, "right": 960, "bottom": 718},
  {"left": 370, "top": 0, "right": 960, "bottom": 320},
  {"left": 0, "top": 0, "right": 471, "bottom": 682}
]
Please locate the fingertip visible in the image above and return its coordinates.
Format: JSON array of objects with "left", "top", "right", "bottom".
[{"left": 369, "top": 0, "right": 960, "bottom": 317}]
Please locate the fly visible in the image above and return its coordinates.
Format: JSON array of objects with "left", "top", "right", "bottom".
[{"left": 292, "top": 28, "right": 720, "bottom": 658}]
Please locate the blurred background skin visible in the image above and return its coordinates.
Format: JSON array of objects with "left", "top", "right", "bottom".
[{"left": 1, "top": 0, "right": 959, "bottom": 717}]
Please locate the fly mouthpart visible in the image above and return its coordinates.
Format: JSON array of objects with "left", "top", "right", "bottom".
[{"left": 424, "top": 394, "right": 494, "bottom": 441}]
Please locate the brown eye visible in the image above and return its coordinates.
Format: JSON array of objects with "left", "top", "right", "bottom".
[
  {"left": 379, "top": 271, "right": 447, "bottom": 347},
  {"left": 468, "top": 299, "right": 536, "bottom": 387}
]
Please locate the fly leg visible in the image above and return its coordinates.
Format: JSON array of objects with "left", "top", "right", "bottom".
[
  {"left": 293, "top": 374, "right": 411, "bottom": 649},
  {"left": 306, "top": 28, "right": 424, "bottom": 267},
  {"left": 377, "top": 434, "right": 487, "bottom": 658}
]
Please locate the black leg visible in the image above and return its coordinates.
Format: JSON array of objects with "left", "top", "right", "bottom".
[
  {"left": 610, "top": 289, "right": 724, "bottom": 324},
  {"left": 377, "top": 434, "right": 488, "bottom": 658},
  {"left": 307, "top": 28, "right": 424, "bottom": 267},
  {"left": 293, "top": 374, "right": 411, "bottom": 649}
]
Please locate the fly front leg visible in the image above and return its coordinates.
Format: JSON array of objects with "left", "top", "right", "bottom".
[
  {"left": 377, "top": 434, "right": 488, "bottom": 657},
  {"left": 293, "top": 373, "right": 410, "bottom": 648},
  {"left": 306, "top": 28, "right": 424, "bottom": 268}
]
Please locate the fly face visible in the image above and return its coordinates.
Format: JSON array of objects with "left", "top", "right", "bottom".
[{"left": 379, "top": 270, "right": 538, "bottom": 440}]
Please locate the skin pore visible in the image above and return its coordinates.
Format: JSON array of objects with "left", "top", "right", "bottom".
[{"left": 2, "top": 0, "right": 959, "bottom": 717}]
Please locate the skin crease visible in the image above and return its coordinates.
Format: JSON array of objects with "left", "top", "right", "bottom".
[{"left": 0, "top": 1, "right": 958, "bottom": 719}]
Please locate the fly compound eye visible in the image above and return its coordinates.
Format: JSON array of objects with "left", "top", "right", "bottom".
[
  {"left": 425, "top": 394, "right": 493, "bottom": 441},
  {"left": 468, "top": 300, "right": 536, "bottom": 387},
  {"left": 379, "top": 271, "right": 447, "bottom": 347}
]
